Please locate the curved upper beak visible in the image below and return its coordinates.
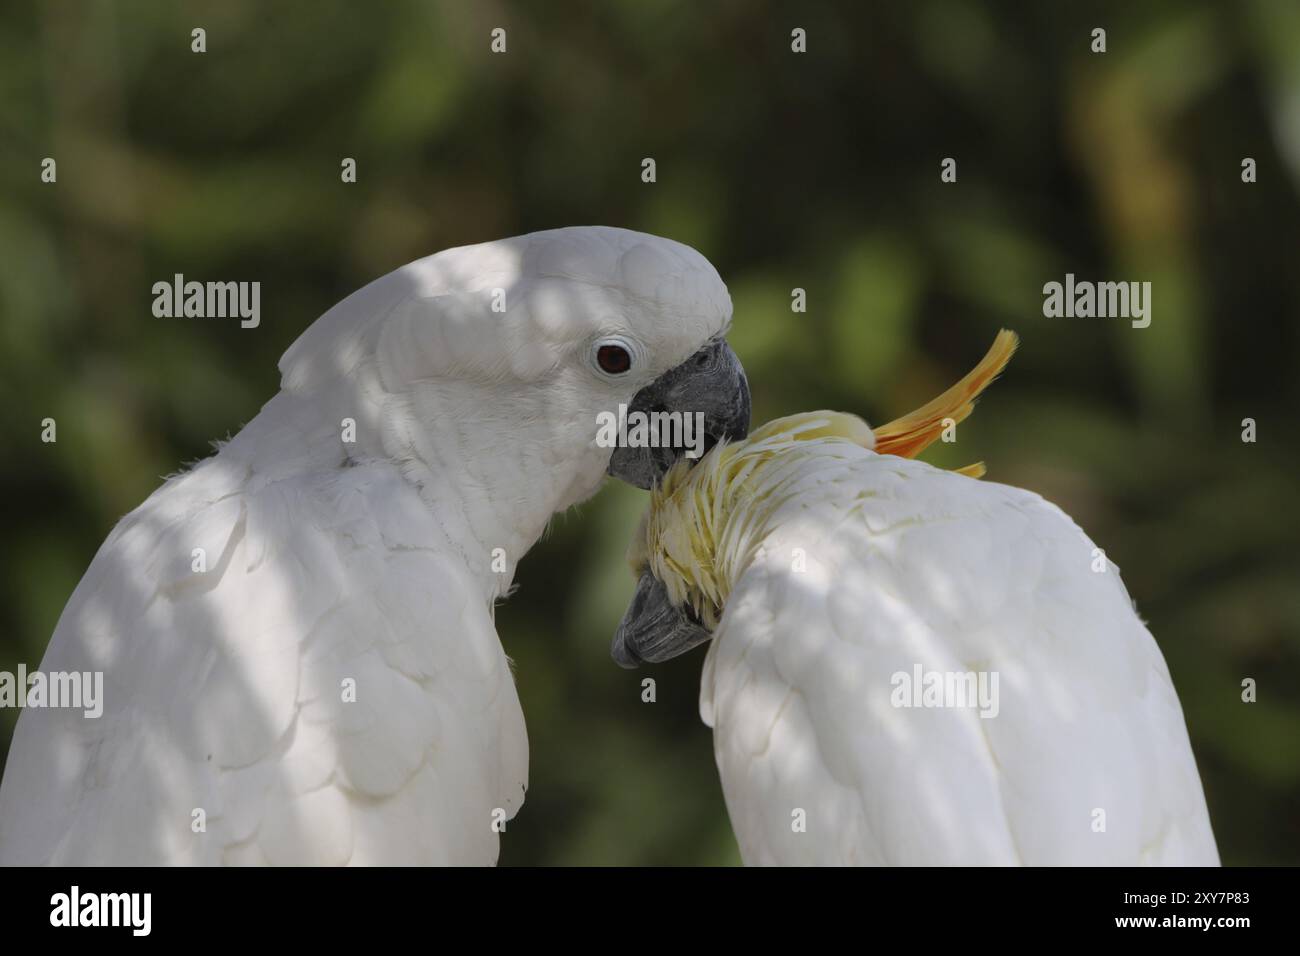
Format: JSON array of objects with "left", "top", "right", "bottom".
[{"left": 606, "top": 337, "right": 751, "bottom": 490}]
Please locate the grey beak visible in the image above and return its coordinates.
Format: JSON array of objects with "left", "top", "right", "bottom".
[
  {"left": 611, "top": 570, "right": 714, "bottom": 669},
  {"left": 606, "top": 337, "right": 751, "bottom": 490}
]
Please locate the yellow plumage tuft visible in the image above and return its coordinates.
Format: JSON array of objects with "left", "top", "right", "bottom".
[{"left": 744, "top": 410, "right": 877, "bottom": 449}]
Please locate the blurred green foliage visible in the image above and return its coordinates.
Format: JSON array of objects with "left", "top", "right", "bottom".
[{"left": 1, "top": 0, "right": 1298, "bottom": 865}]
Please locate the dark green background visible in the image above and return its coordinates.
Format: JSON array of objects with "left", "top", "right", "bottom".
[{"left": 1, "top": 1, "right": 1297, "bottom": 865}]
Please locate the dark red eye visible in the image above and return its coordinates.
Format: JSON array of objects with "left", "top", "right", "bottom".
[{"left": 596, "top": 343, "right": 632, "bottom": 374}]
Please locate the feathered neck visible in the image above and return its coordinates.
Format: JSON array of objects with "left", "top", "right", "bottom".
[
  {"left": 632, "top": 329, "right": 1019, "bottom": 627},
  {"left": 636, "top": 412, "right": 875, "bottom": 627}
]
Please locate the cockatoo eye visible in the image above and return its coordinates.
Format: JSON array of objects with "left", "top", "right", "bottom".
[{"left": 594, "top": 340, "right": 634, "bottom": 375}]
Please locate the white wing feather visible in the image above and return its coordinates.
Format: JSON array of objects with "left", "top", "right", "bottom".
[
  {"left": 0, "top": 454, "right": 527, "bottom": 865},
  {"left": 701, "top": 448, "right": 1218, "bottom": 866}
]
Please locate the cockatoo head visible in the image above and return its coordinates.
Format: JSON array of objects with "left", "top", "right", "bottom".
[
  {"left": 612, "top": 331, "right": 1019, "bottom": 668},
  {"left": 275, "top": 226, "right": 750, "bottom": 564}
]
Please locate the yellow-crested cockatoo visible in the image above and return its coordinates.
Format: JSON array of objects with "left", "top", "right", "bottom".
[
  {"left": 613, "top": 331, "right": 1218, "bottom": 865},
  {"left": 0, "top": 226, "right": 750, "bottom": 865}
]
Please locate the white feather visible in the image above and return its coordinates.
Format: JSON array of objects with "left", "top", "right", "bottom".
[
  {"left": 0, "top": 226, "right": 733, "bottom": 865},
  {"left": 694, "top": 445, "right": 1219, "bottom": 865}
]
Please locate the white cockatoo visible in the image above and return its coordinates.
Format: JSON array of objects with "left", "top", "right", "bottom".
[
  {"left": 0, "top": 226, "right": 750, "bottom": 865},
  {"left": 614, "top": 331, "right": 1219, "bottom": 865}
]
